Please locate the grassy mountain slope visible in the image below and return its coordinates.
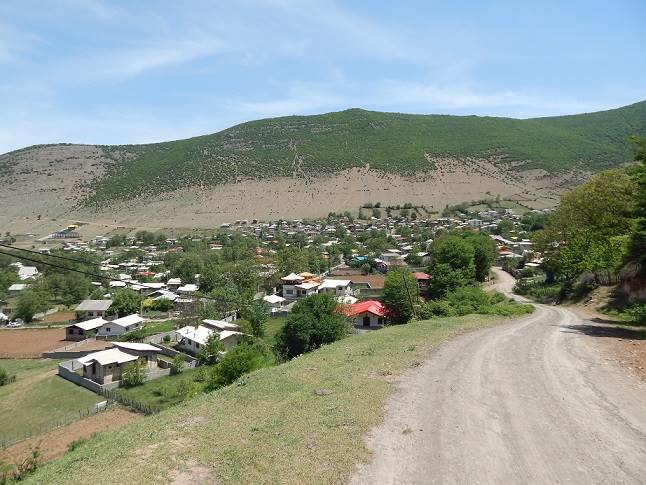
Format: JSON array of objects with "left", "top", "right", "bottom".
[
  {"left": 3, "top": 101, "right": 646, "bottom": 206},
  {"left": 24, "top": 314, "right": 511, "bottom": 484}
]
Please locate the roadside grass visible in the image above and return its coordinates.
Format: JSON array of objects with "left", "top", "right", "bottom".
[
  {"left": 26, "top": 313, "right": 518, "bottom": 484},
  {"left": 0, "top": 359, "right": 103, "bottom": 440},
  {"left": 115, "top": 367, "right": 207, "bottom": 410}
]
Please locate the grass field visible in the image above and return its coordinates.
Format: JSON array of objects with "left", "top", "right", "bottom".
[
  {"left": 262, "top": 317, "right": 287, "bottom": 347},
  {"left": 0, "top": 359, "right": 103, "bottom": 441},
  {"left": 116, "top": 367, "right": 207, "bottom": 411},
  {"left": 25, "top": 313, "right": 517, "bottom": 484}
]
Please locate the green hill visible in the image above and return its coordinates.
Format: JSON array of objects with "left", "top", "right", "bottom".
[{"left": 9, "top": 101, "right": 646, "bottom": 205}]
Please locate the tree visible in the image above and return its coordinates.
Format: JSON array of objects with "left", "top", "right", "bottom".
[
  {"left": 108, "top": 289, "right": 143, "bottom": 316},
  {"left": 122, "top": 359, "right": 146, "bottom": 387},
  {"left": 465, "top": 233, "right": 498, "bottom": 282},
  {"left": 13, "top": 290, "right": 46, "bottom": 323},
  {"left": 275, "top": 293, "right": 349, "bottom": 359},
  {"left": 382, "top": 268, "right": 417, "bottom": 324},
  {"left": 428, "top": 235, "right": 476, "bottom": 297},
  {"left": 627, "top": 136, "right": 646, "bottom": 274},
  {"left": 495, "top": 220, "right": 514, "bottom": 239},
  {"left": 241, "top": 300, "right": 268, "bottom": 337},
  {"left": 197, "top": 332, "right": 224, "bottom": 365},
  {"left": 535, "top": 169, "right": 637, "bottom": 280}
]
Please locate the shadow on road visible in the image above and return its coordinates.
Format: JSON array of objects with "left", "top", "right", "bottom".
[{"left": 561, "top": 323, "right": 646, "bottom": 340}]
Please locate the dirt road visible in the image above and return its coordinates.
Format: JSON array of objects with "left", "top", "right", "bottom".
[{"left": 352, "top": 269, "right": 646, "bottom": 484}]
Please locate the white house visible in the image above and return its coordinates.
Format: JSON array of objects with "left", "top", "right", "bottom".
[
  {"left": 66, "top": 317, "right": 107, "bottom": 341},
  {"left": 342, "top": 300, "right": 387, "bottom": 328},
  {"left": 280, "top": 273, "right": 305, "bottom": 299},
  {"left": 17, "top": 266, "right": 39, "bottom": 281},
  {"left": 263, "top": 294, "right": 286, "bottom": 313},
  {"left": 177, "top": 284, "right": 199, "bottom": 295},
  {"left": 96, "top": 314, "right": 144, "bottom": 338},
  {"left": 318, "top": 279, "right": 352, "bottom": 297},
  {"left": 166, "top": 278, "right": 182, "bottom": 291},
  {"left": 75, "top": 299, "right": 113, "bottom": 320},
  {"left": 8, "top": 284, "right": 27, "bottom": 297},
  {"left": 77, "top": 342, "right": 159, "bottom": 385},
  {"left": 175, "top": 324, "right": 243, "bottom": 355}
]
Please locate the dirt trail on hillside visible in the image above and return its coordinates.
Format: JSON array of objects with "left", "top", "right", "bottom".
[{"left": 351, "top": 269, "right": 646, "bottom": 484}]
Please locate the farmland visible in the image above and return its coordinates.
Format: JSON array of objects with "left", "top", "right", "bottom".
[{"left": 0, "top": 328, "right": 66, "bottom": 358}]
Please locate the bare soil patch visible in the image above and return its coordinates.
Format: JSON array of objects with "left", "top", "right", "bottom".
[
  {"left": 0, "top": 328, "right": 66, "bottom": 357},
  {"left": 0, "top": 407, "right": 141, "bottom": 465},
  {"left": 39, "top": 311, "right": 75, "bottom": 324}
]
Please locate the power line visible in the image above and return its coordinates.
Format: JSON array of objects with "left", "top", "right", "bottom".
[
  {"left": 0, "top": 243, "right": 101, "bottom": 267},
  {"left": 0, "top": 249, "right": 111, "bottom": 281}
]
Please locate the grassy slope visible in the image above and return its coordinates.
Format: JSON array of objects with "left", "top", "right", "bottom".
[
  {"left": 61, "top": 100, "right": 646, "bottom": 203},
  {"left": 26, "top": 313, "right": 521, "bottom": 484},
  {"left": 0, "top": 359, "right": 103, "bottom": 439}
]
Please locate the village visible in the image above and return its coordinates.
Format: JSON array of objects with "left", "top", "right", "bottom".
[{"left": 0, "top": 200, "right": 546, "bottom": 464}]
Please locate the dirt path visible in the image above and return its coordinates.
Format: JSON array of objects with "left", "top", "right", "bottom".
[{"left": 352, "top": 269, "right": 646, "bottom": 484}]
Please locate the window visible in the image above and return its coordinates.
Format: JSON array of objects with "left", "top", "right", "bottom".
[
  {"left": 195, "top": 343, "right": 200, "bottom": 349},
  {"left": 286, "top": 289, "right": 293, "bottom": 295},
  {"left": 105, "top": 327, "right": 111, "bottom": 333}
]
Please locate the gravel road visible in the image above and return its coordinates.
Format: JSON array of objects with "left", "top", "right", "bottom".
[{"left": 352, "top": 269, "right": 646, "bottom": 484}]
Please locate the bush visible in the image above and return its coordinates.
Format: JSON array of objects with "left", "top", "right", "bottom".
[
  {"left": 626, "top": 304, "right": 646, "bottom": 324},
  {"left": 419, "top": 287, "right": 534, "bottom": 319},
  {"left": 122, "top": 360, "right": 147, "bottom": 387},
  {"left": 170, "top": 354, "right": 185, "bottom": 375},
  {"left": 275, "top": 293, "right": 349, "bottom": 359},
  {"left": 0, "top": 367, "right": 14, "bottom": 386},
  {"left": 207, "top": 343, "right": 274, "bottom": 391}
]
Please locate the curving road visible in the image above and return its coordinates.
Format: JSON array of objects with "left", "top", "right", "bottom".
[{"left": 352, "top": 268, "right": 646, "bottom": 484}]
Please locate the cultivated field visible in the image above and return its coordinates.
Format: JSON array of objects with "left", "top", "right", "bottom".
[{"left": 0, "top": 328, "right": 66, "bottom": 358}]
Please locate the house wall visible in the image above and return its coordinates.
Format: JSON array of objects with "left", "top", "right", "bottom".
[
  {"left": 221, "top": 334, "right": 241, "bottom": 350},
  {"left": 352, "top": 311, "right": 384, "bottom": 328},
  {"left": 76, "top": 310, "right": 106, "bottom": 321},
  {"left": 66, "top": 327, "right": 88, "bottom": 341}
]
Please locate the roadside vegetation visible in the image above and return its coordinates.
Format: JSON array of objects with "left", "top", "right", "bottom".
[{"left": 513, "top": 136, "right": 646, "bottom": 314}]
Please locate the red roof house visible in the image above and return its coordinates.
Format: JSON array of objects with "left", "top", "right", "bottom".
[{"left": 342, "top": 300, "right": 387, "bottom": 328}]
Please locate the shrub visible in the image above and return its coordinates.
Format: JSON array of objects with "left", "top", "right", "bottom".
[
  {"left": 207, "top": 343, "right": 274, "bottom": 391},
  {"left": 0, "top": 367, "right": 14, "bottom": 386},
  {"left": 626, "top": 304, "right": 646, "bottom": 324},
  {"left": 122, "top": 360, "right": 147, "bottom": 387},
  {"left": 170, "top": 354, "right": 185, "bottom": 375}
]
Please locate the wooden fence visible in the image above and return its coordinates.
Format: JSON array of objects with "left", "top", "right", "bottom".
[{"left": 101, "top": 389, "right": 160, "bottom": 415}]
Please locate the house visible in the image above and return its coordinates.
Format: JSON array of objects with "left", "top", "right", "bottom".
[
  {"left": 77, "top": 342, "right": 159, "bottom": 385},
  {"left": 148, "top": 289, "right": 178, "bottom": 302},
  {"left": 96, "top": 314, "right": 144, "bottom": 338},
  {"left": 342, "top": 300, "right": 388, "bottom": 328},
  {"left": 280, "top": 273, "right": 304, "bottom": 299},
  {"left": 7, "top": 284, "right": 27, "bottom": 297},
  {"left": 75, "top": 299, "right": 113, "bottom": 321},
  {"left": 175, "top": 323, "right": 244, "bottom": 355},
  {"left": 263, "top": 294, "right": 286, "bottom": 313},
  {"left": 166, "top": 278, "right": 182, "bottom": 291},
  {"left": 202, "top": 319, "right": 240, "bottom": 332},
  {"left": 412, "top": 272, "right": 431, "bottom": 291},
  {"left": 177, "top": 284, "right": 199, "bottom": 295},
  {"left": 17, "top": 266, "right": 39, "bottom": 281},
  {"left": 294, "top": 281, "right": 320, "bottom": 298},
  {"left": 66, "top": 317, "right": 107, "bottom": 341},
  {"left": 318, "top": 279, "right": 352, "bottom": 297}
]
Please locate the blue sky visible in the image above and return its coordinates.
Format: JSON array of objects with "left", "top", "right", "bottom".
[{"left": 1, "top": 0, "right": 645, "bottom": 153}]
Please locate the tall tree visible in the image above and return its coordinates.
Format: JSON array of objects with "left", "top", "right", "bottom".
[
  {"left": 383, "top": 268, "right": 417, "bottom": 324},
  {"left": 627, "top": 136, "right": 646, "bottom": 273},
  {"left": 428, "top": 235, "right": 476, "bottom": 297}
]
